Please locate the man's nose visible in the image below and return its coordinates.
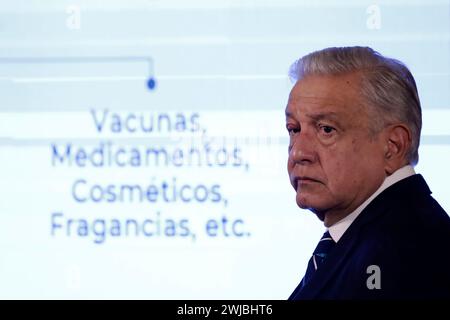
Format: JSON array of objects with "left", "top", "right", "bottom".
[{"left": 288, "top": 132, "right": 317, "bottom": 165}]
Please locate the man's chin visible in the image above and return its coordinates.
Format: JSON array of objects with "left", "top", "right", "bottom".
[
  {"left": 296, "top": 193, "right": 316, "bottom": 210},
  {"left": 296, "top": 197, "right": 326, "bottom": 221}
]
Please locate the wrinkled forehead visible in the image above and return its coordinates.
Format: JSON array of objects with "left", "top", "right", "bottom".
[{"left": 286, "top": 74, "right": 365, "bottom": 119}]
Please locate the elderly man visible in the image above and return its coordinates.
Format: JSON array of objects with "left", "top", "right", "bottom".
[{"left": 286, "top": 46, "right": 450, "bottom": 299}]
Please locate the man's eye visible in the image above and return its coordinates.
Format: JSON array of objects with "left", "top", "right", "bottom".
[
  {"left": 319, "top": 125, "right": 335, "bottom": 135},
  {"left": 287, "top": 127, "right": 300, "bottom": 135}
]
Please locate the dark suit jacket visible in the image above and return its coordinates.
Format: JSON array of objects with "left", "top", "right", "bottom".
[{"left": 289, "top": 174, "right": 450, "bottom": 300}]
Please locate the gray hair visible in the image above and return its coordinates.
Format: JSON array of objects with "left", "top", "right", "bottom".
[{"left": 289, "top": 46, "right": 422, "bottom": 165}]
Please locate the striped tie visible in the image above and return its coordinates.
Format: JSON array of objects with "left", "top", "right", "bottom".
[{"left": 301, "top": 230, "right": 336, "bottom": 287}]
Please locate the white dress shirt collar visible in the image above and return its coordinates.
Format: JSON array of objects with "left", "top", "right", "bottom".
[{"left": 328, "top": 165, "right": 416, "bottom": 243}]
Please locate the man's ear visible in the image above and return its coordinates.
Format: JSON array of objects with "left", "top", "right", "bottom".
[{"left": 384, "top": 124, "right": 412, "bottom": 175}]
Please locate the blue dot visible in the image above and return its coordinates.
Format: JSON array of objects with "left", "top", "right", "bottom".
[{"left": 147, "top": 78, "right": 156, "bottom": 90}]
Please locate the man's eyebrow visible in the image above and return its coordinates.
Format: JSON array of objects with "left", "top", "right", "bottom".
[
  {"left": 305, "top": 112, "right": 341, "bottom": 122},
  {"left": 285, "top": 110, "right": 343, "bottom": 123}
]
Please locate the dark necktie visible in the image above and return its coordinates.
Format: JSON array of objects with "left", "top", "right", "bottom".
[{"left": 301, "top": 230, "right": 336, "bottom": 287}]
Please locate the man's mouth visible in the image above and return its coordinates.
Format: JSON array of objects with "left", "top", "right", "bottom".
[{"left": 293, "top": 176, "right": 321, "bottom": 189}]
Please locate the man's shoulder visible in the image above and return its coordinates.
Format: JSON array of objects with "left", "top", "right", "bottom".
[
  {"left": 366, "top": 173, "right": 449, "bottom": 229},
  {"left": 381, "top": 174, "right": 450, "bottom": 232},
  {"left": 357, "top": 175, "right": 449, "bottom": 261},
  {"left": 364, "top": 199, "right": 450, "bottom": 250},
  {"left": 348, "top": 173, "right": 450, "bottom": 266}
]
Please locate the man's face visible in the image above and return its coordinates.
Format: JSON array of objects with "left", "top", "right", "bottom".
[{"left": 286, "top": 73, "right": 387, "bottom": 226}]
